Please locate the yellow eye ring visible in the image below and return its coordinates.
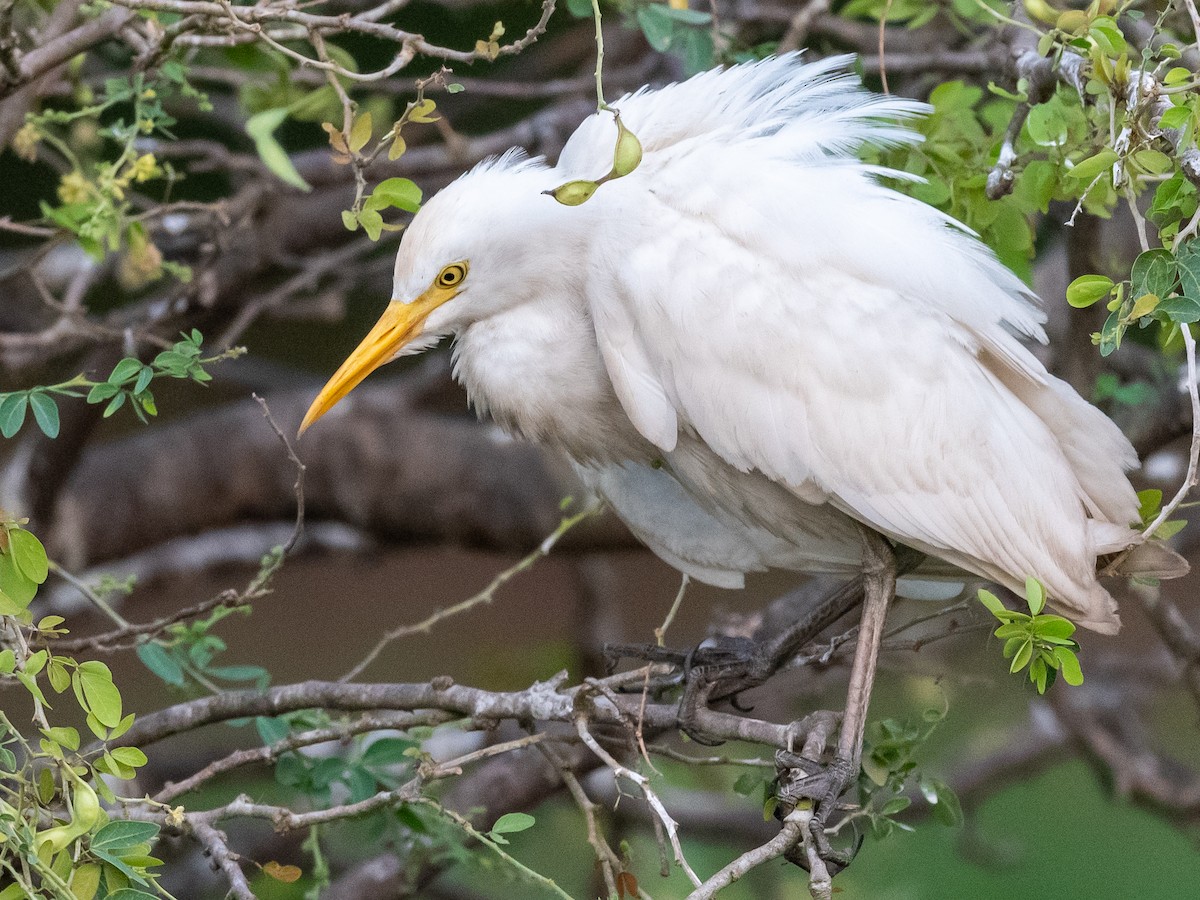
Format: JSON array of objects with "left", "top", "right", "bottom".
[{"left": 436, "top": 263, "right": 467, "bottom": 288}]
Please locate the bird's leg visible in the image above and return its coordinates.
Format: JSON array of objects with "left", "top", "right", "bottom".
[
  {"left": 776, "top": 526, "right": 897, "bottom": 868},
  {"left": 707, "top": 544, "right": 921, "bottom": 702}
]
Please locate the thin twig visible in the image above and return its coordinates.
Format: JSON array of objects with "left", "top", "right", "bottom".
[
  {"left": 252, "top": 393, "right": 306, "bottom": 555},
  {"left": 338, "top": 500, "right": 601, "bottom": 682},
  {"left": 574, "top": 714, "right": 702, "bottom": 888},
  {"left": 684, "top": 808, "right": 809, "bottom": 900}
]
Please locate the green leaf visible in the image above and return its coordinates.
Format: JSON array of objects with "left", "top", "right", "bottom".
[
  {"left": 976, "top": 589, "right": 1009, "bottom": 618},
  {"left": 1175, "top": 244, "right": 1200, "bottom": 300},
  {"left": 1010, "top": 639, "right": 1033, "bottom": 673},
  {"left": 69, "top": 862, "right": 102, "bottom": 900},
  {"left": 110, "top": 746, "right": 148, "bottom": 768},
  {"left": 17, "top": 670, "right": 49, "bottom": 707},
  {"left": 1032, "top": 615, "right": 1076, "bottom": 640},
  {"left": 1155, "top": 519, "right": 1187, "bottom": 540},
  {"left": 108, "top": 358, "right": 143, "bottom": 385},
  {"left": 1026, "top": 102, "right": 1067, "bottom": 147},
  {"left": 1053, "top": 647, "right": 1084, "bottom": 685},
  {"left": 40, "top": 726, "right": 79, "bottom": 751},
  {"left": 636, "top": 4, "right": 676, "bottom": 51},
  {"left": 9, "top": 529, "right": 49, "bottom": 584},
  {"left": 28, "top": 392, "right": 59, "bottom": 438},
  {"left": 1024, "top": 577, "right": 1045, "bottom": 615},
  {"left": 103, "top": 393, "right": 127, "bottom": 418},
  {"left": 245, "top": 108, "right": 311, "bottom": 192},
  {"left": 256, "top": 716, "right": 290, "bottom": 745},
  {"left": 927, "top": 779, "right": 963, "bottom": 826},
  {"left": 1138, "top": 488, "right": 1164, "bottom": 521},
  {"left": 0, "top": 548, "right": 37, "bottom": 607},
  {"left": 86, "top": 382, "right": 120, "bottom": 403},
  {"left": 349, "top": 111, "right": 373, "bottom": 153},
  {"left": 358, "top": 208, "right": 384, "bottom": 241},
  {"left": 489, "top": 812, "right": 535, "bottom": 835},
  {"left": 1155, "top": 295, "right": 1200, "bottom": 324},
  {"left": 447, "top": 83, "right": 465, "bottom": 94},
  {"left": 362, "top": 737, "right": 417, "bottom": 767},
  {"left": 133, "top": 365, "right": 154, "bottom": 395},
  {"left": 76, "top": 660, "right": 122, "bottom": 727},
  {"left": 0, "top": 392, "right": 28, "bottom": 438},
  {"left": 1065, "top": 149, "right": 1118, "bottom": 183},
  {"left": 1131, "top": 249, "right": 1178, "bottom": 300},
  {"left": 136, "top": 643, "right": 184, "bottom": 686},
  {"left": 1165, "top": 66, "right": 1192, "bottom": 86},
  {"left": 368, "top": 177, "right": 422, "bottom": 213},
  {"left": 102, "top": 887, "right": 158, "bottom": 900},
  {"left": 880, "top": 795, "right": 911, "bottom": 816},
  {"left": 1066, "top": 274, "right": 1114, "bottom": 308}
]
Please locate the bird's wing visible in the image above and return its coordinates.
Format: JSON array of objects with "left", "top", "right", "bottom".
[{"left": 584, "top": 143, "right": 1137, "bottom": 629}]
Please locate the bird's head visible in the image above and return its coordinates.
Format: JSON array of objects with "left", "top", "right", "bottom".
[{"left": 299, "top": 156, "right": 578, "bottom": 434}]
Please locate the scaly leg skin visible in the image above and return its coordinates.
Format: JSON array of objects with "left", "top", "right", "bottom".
[{"left": 777, "top": 526, "right": 897, "bottom": 870}]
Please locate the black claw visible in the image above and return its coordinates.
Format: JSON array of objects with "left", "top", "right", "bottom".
[{"left": 728, "top": 691, "right": 755, "bottom": 713}]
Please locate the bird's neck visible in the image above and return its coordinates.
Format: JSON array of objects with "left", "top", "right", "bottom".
[{"left": 452, "top": 292, "right": 653, "bottom": 463}]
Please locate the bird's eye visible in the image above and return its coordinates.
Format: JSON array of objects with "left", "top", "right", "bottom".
[{"left": 436, "top": 263, "right": 467, "bottom": 288}]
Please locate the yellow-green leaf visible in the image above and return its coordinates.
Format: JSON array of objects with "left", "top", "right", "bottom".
[{"left": 349, "top": 111, "right": 372, "bottom": 153}]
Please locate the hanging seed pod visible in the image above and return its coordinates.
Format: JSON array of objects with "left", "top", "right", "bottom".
[
  {"left": 611, "top": 114, "right": 642, "bottom": 178},
  {"left": 545, "top": 180, "right": 600, "bottom": 206}
]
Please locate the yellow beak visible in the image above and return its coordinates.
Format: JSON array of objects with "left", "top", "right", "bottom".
[{"left": 300, "top": 293, "right": 435, "bottom": 435}]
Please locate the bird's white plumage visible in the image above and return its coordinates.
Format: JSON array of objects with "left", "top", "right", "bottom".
[{"left": 392, "top": 54, "right": 1142, "bottom": 632}]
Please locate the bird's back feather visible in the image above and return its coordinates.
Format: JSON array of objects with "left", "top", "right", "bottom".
[{"left": 563, "top": 55, "right": 1141, "bottom": 630}]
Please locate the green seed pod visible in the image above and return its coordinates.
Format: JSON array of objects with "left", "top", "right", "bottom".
[
  {"left": 611, "top": 116, "right": 642, "bottom": 178},
  {"left": 546, "top": 180, "right": 600, "bottom": 206}
]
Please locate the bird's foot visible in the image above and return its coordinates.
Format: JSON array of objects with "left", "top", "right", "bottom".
[
  {"left": 605, "top": 637, "right": 767, "bottom": 744},
  {"left": 775, "top": 748, "right": 862, "bottom": 874}
]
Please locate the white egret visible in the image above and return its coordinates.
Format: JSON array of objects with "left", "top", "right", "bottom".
[{"left": 302, "top": 54, "right": 1154, "bottom": 635}]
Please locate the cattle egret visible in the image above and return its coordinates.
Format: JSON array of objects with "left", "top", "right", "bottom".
[{"left": 302, "top": 54, "right": 1151, "bottom": 637}]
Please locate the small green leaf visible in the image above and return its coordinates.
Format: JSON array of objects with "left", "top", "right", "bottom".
[
  {"left": 1065, "top": 149, "right": 1119, "bottom": 183},
  {"left": 76, "top": 660, "right": 122, "bottom": 727},
  {"left": 362, "top": 737, "right": 417, "bottom": 767},
  {"left": 447, "top": 83, "right": 465, "bottom": 94},
  {"left": 28, "top": 392, "right": 59, "bottom": 438},
  {"left": 1024, "top": 577, "right": 1045, "bottom": 615},
  {"left": 246, "top": 108, "right": 311, "bottom": 192},
  {"left": 489, "top": 812, "right": 535, "bottom": 835},
  {"left": 0, "top": 549, "right": 37, "bottom": 607},
  {"left": 733, "top": 771, "right": 763, "bottom": 796},
  {"left": 1155, "top": 295, "right": 1200, "bottom": 323},
  {"left": 880, "top": 795, "right": 911, "bottom": 816},
  {"left": 69, "top": 862, "right": 102, "bottom": 900},
  {"left": 110, "top": 746, "right": 148, "bottom": 768},
  {"left": 9, "top": 529, "right": 49, "bottom": 585},
  {"left": 1053, "top": 647, "right": 1084, "bottom": 685},
  {"left": 1032, "top": 615, "right": 1076, "bottom": 640},
  {"left": 92, "top": 821, "right": 160, "bottom": 853},
  {"left": 349, "top": 111, "right": 373, "bottom": 153},
  {"left": 1010, "top": 639, "right": 1033, "bottom": 673},
  {"left": 1175, "top": 244, "right": 1200, "bottom": 299},
  {"left": 86, "top": 382, "right": 119, "bottom": 403},
  {"left": 1066, "top": 274, "right": 1114, "bottom": 308},
  {"left": 0, "top": 393, "right": 28, "bottom": 438},
  {"left": 1131, "top": 249, "right": 1178, "bottom": 300},
  {"left": 107, "top": 358, "right": 143, "bottom": 385},
  {"left": 358, "top": 208, "right": 384, "bottom": 241},
  {"left": 368, "top": 177, "right": 423, "bottom": 213},
  {"left": 1155, "top": 519, "right": 1187, "bottom": 540}
]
